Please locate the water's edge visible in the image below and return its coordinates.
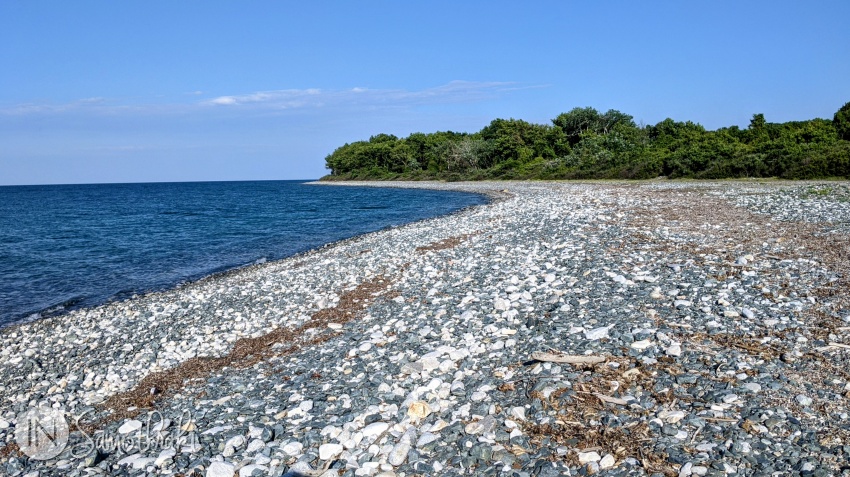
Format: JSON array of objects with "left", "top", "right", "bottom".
[{"left": 2, "top": 182, "right": 493, "bottom": 330}]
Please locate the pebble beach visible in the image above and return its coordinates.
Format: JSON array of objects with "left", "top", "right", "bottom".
[{"left": 2, "top": 180, "right": 850, "bottom": 477}]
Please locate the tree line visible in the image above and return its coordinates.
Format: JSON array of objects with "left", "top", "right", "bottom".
[{"left": 323, "top": 102, "right": 850, "bottom": 181}]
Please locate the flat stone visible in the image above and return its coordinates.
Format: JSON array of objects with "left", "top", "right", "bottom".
[
  {"left": 319, "top": 443, "right": 343, "bottom": 460},
  {"left": 407, "top": 401, "right": 431, "bottom": 420},
  {"left": 245, "top": 439, "right": 264, "bottom": 453},
  {"left": 118, "top": 420, "right": 143, "bottom": 435},
  {"left": 239, "top": 465, "right": 268, "bottom": 477},
  {"left": 419, "top": 356, "right": 440, "bottom": 371},
  {"left": 584, "top": 326, "right": 612, "bottom": 340},
  {"left": 388, "top": 429, "right": 415, "bottom": 466},
  {"left": 631, "top": 339, "right": 653, "bottom": 350},
  {"left": 599, "top": 453, "right": 616, "bottom": 469},
  {"left": 362, "top": 422, "right": 389, "bottom": 438},
  {"left": 281, "top": 441, "right": 303, "bottom": 456},
  {"left": 796, "top": 394, "right": 813, "bottom": 406},
  {"left": 465, "top": 415, "right": 497, "bottom": 435},
  {"left": 207, "top": 461, "right": 235, "bottom": 477},
  {"left": 577, "top": 451, "right": 601, "bottom": 464},
  {"left": 666, "top": 343, "right": 682, "bottom": 356}
]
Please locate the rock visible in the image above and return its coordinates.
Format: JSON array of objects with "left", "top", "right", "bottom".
[
  {"left": 407, "top": 401, "right": 431, "bottom": 420},
  {"left": 666, "top": 343, "right": 682, "bottom": 357},
  {"left": 419, "top": 356, "right": 440, "bottom": 371},
  {"left": 584, "top": 325, "right": 612, "bottom": 340},
  {"left": 659, "top": 410, "right": 686, "bottom": 423},
  {"left": 577, "top": 451, "right": 601, "bottom": 464},
  {"left": 155, "top": 449, "right": 176, "bottom": 467},
  {"left": 796, "top": 394, "right": 813, "bottom": 406},
  {"left": 118, "top": 420, "right": 143, "bottom": 435},
  {"left": 281, "top": 441, "right": 303, "bottom": 456},
  {"left": 362, "top": 422, "right": 389, "bottom": 438},
  {"left": 416, "top": 432, "right": 439, "bottom": 447},
  {"left": 741, "top": 308, "right": 755, "bottom": 319},
  {"left": 388, "top": 429, "right": 415, "bottom": 466},
  {"left": 239, "top": 465, "right": 268, "bottom": 477},
  {"left": 599, "top": 453, "right": 616, "bottom": 470},
  {"left": 631, "top": 339, "right": 653, "bottom": 350},
  {"left": 245, "top": 439, "right": 265, "bottom": 453},
  {"left": 319, "top": 443, "right": 343, "bottom": 460},
  {"left": 465, "top": 415, "right": 497, "bottom": 435},
  {"left": 207, "top": 461, "right": 236, "bottom": 477}
]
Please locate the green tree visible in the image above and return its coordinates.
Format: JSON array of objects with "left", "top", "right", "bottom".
[{"left": 834, "top": 101, "right": 850, "bottom": 141}]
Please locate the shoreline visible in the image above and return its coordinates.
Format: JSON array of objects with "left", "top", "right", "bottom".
[
  {"left": 2, "top": 180, "right": 850, "bottom": 475},
  {"left": 0, "top": 183, "right": 492, "bottom": 331}
]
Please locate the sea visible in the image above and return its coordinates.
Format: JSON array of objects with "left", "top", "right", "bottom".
[{"left": 0, "top": 180, "right": 486, "bottom": 328}]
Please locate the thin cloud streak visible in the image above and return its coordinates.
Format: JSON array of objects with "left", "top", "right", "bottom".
[
  {"left": 1, "top": 81, "right": 533, "bottom": 116},
  {"left": 204, "top": 81, "right": 519, "bottom": 109}
]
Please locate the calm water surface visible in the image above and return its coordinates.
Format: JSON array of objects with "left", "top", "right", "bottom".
[{"left": 0, "top": 181, "right": 486, "bottom": 327}]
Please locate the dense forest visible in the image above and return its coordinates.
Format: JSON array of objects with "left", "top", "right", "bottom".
[{"left": 323, "top": 102, "right": 850, "bottom": 181}]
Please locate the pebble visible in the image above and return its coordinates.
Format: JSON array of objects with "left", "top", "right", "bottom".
[
  {"left": 362, "top": 422, "right": 389, "bottom": 438},
  {"left": 666, "top": 342, "right": 682, "bottom": 356},
  {"left": 796, "top": 394, "right": 814, "bottom": 406},
  {"left": 577, "top": 451, "right": 601, "bottom": 464},
  {"left": 407, "top": 400, "right": 431, "bottom": 420},
  {"left": 207, "top": 461, "right": 236, "bottom": 477},
  {"left": 118, "top": 420, "right": 143, "bottom": 434},
  {"left": 584, "top": 326, "right": 612, "bottom": 340},
  {"left": 3, "top": 181, "right": 849, "bottom": 477},
  {"left": 631, "top": 339, "right": 653, "bottom": 350},
  {"left": 387, "top": 428, "right": 415, "bottom": 466},
  {"left": 319, "top": 443, "right": 343, "bottom": 460}
]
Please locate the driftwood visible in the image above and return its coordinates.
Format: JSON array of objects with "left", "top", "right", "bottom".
[
  {"left": 530, "top": 351, "right": 605, "bottom": 365},
  {"left": 816, "top": 341, "right": 850, "bottom": 352},
  {"left": 593, "top": 393, "right": 629, "bottom": 405}
]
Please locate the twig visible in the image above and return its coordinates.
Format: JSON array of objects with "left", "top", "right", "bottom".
[
  {"left": 702, "top": 417, "right": 738, "bottom": 422},
  {"left": 530, "top": 351, "right": 606, "bottom": 365},
  {"left": 815, "top": 342, "right": 850, "bottom": 352},
  {"left": 593, "top": 393, "right": 629, "bottom": 405}
]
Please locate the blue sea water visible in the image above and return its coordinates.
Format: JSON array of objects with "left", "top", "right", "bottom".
[{"left": 0, "top": 181, "right": 486, "bottom": 327}]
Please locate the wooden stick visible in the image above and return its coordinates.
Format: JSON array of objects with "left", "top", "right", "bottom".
[
  {"left": 702, "top": 417, "right": 738, "bottom": 422},
  {"left": 530, "top": 351, "right": 605, "bottom": 365},
  {"left": 594, "top": 393, "right": 629, "bottom": 405}
]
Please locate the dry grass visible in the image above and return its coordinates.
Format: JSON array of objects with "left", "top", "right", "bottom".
[
  {"left": 609, "top": 184, "right": 850, "bottom": 452},
  {"left": 0, "top": 442, "right": 20, "bottom": 460},
  {"left": 415, "top": 233, "right": 477, "bottom": 253},
  {"left": 520, "top": 357, "right": 677, "bottom": 475},
  {"left": 87, "top": 275, "right": 396, "bottom": 430}
]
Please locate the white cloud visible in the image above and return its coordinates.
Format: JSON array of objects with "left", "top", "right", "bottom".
[{"left": 202, "top": 81, "right": 518, "bottom": 110}]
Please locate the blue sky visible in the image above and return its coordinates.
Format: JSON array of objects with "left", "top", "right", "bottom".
[{"left": 1, "top": 1, "right": 848, "bottom": 185}]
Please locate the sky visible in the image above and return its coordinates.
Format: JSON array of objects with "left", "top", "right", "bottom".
[{"left": 1, "top": 1, "right": 848, "bottom": 185}]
